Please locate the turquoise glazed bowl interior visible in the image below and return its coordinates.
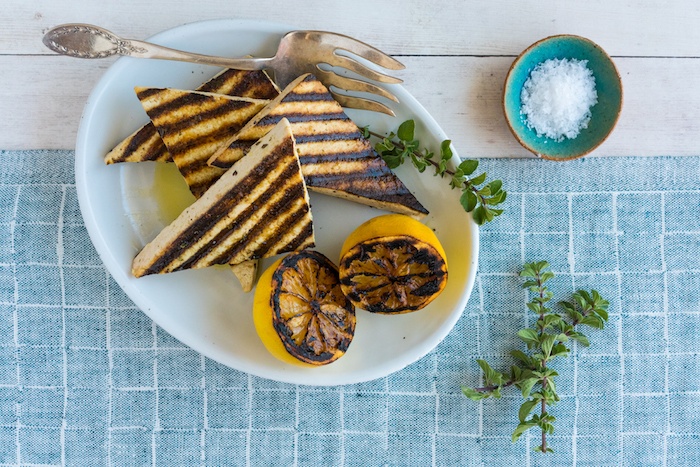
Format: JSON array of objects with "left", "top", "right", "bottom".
[{"left": 503, "top": 35, "right": 623, "bottom": 160}]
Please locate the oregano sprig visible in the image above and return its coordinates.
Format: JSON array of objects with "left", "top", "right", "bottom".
[
  {"left": 361, "top": 120, "right": 506, "bottom": 225},
  {"left": 462, "top": 261, "right": 610, "bottom": 453}
]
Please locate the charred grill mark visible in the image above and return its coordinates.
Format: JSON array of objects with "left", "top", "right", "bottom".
[
  {"left": 303, "top": 165, "right": 389, "bottom": 185},
  {"left": 229, "top": 76, "right": 279, "bottom": 99},
  {"left": 247, "top": 200, "right": 311, "bottom": 260},
  {"left": 190, "top": 167, "right": 304, "bottom": 268},
  {"left": 297, "top": 146, "right": 376, "bottom": 165},
  {"left": 307, "top": 173, "right": 428, "bottom": 214},
  {"left": 200, "top": 70, "right": 279, "bottom": 99},
  {"left": 197, "top": 69, "right": 243, "bottom": 93},
  {"left": 278, "top": 220, "right": 315, "bottom": 254},
  {"left": 249, "top": 206, "right": 313, "bottom": 260},
  {"left": 177, "top": 159, "right": 226, "bottom": 180},
  {"left": 147, "top": 97, "right": 254, "bottom": 135},
  {"left": 221, "top": 122, "right": 362, "bottom": 161},
  {"left": 282, "top": 90, "right": 335, "bottom": 102},
  {"left": 258, "top": 112, "right": 347, "bottom": 126},
  {"left": 165, "top": 118, "right": 255, "bottom": 160},
  {"left": 115, "top": 124, "right": 166, "bottom": 162},
  {"left": 146, "top": 144, "right": 171, "bottom": 162},
  {"left": 366, "top": 302, "right": 422, "bottom": 313},
  {"left": 185, "top": 167, "right": 227, "bottom": 199},
  {"left": 135, "top": 87, "right": 163, "bottom": 101},
  {"left": 255, "top": 114, "right": 285, "bottom": 128},
  {"left": 339, "top": 239, "right": 447, "bottom": 313},
  {"left": 293, "top": 131, "right": 362, "bottom": 144},
  {"left": 144, "top": 91, "right": 214, "bottom": 122}
]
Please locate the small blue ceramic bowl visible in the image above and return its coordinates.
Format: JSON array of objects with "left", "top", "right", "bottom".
[{"left": 503, "top": 35, "right": 623, "bottom": 161}]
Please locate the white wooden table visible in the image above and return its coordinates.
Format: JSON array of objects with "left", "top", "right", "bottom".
[{"left": 4, "top": 0, "right": 700, "bottom": 157}]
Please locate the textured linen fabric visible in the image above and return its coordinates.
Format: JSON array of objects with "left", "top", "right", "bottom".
[{"left": 0, "top": 150, "right": 699, "bottom": 466}]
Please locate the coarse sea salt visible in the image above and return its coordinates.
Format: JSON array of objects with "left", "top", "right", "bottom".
[{"left": 520, "top": 58, "right": 598, "bottom": 142}]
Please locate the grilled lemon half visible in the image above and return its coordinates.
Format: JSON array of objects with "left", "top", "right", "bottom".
[
  {"left": 254, "top": 250, "right": 356, "bottom": 366},
  {"left": 338, "top": 214, "right": 448, "bottom": 314}
]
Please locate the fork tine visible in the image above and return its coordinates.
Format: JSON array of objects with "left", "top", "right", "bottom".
[
  {"left": 330, "top": 90, "right": 396, "bottom": 117},
  {"left": 324, "top": 53, "right": 403, "bottom": 84},
  {"left": 316, "top": 69, "right": 400, "bottom": 103},
  {"left": 307, "top": 31, "right": 405, "bottom": 71}
]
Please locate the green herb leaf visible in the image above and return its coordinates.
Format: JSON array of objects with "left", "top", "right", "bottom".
[
  {"left": 569, "top": 332, "right": 590, "bottom": 347},
  {"left": 550, "top": 343, "right": 570, "bottom": 358},
  {"left": 459, "top": 159, "right": 479, "bottom": 175},
  {"left": 470, "top": 172, "right": 487, "bottom": 186},
  {"left": 517, "top": 329, "right": 540, "bottom": 345},
  {"left": 462, "top": 386, "right": 489, "bottom": 401},
  {"left": 477, "top": 359, "right": 505, "bottom": 386},
  {"left": 542, "top": 314, "right": 562, "bottom": 328},
  {"left": 520, "top": 377, "right": 540, "bottom": 399},
  {"left": 382, "top": 154, "right": 403, "bottom": 169},
  {"left": 580, "top": 314, "right": 605, "bottom": 329},
  {"left": 397, "top": 119, "right": 415, "bottom": 141},
  {"left": 460, "top": 190, "right": 477, "bottom": 212},
  {"left": 540, "top": 334, "right": 556, "bottom": 358},
  {"left": 512, "top": 420, "right": 538, "bottom": 442},
  {"left": 441, "top": 140, "right": 453, "bottom": 161},
  {"left": 472, "top": 206, "right": 486, "bottom": 225},
  {"left": 488, "top": 179, "right": 502, "bottom": 194},
  {"left": 510, "top": 350, "right": 531, "bottom": 366},
  {"left": 519, "top": 399, "right": 539, "bottom": 422}
]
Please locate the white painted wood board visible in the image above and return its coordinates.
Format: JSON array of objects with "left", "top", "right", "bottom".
[{"left": 2, "top": 0, "right": 700, "bottom": 155}]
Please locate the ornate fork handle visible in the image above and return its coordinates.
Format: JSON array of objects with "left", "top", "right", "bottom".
[
  {"left": 43, "top": 23, "right": 271, "bottom": 70},
  {"left": 43, "top": 24, "right": 147, "bottom": 58}
]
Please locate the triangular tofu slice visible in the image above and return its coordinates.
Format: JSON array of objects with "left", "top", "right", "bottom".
[
  {"left": 132, "top": 118, "right": 314, "bottom": 277},
  {"left": 105, "top": 68, "right": 279, "bottom": 164},
  {"left": 135, "top": 87, "right": 267, "bottom": 198},
  {"left": 207, "top": 74, "right": 429, "bottom": 219},
  {"left": 135, "top": 87, "right": 269, "bottom": 290}
]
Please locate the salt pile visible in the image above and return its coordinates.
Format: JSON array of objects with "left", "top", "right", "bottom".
[{"left": 520, "top": 58, "right": 598, "bottom": 142}]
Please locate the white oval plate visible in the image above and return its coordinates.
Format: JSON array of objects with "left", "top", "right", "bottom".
[{"left": 75, "top": 19, "right": 478, "bottom": 386}]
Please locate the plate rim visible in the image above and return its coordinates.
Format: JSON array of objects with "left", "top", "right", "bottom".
[{"left": 75, "top": 18, "right": 479, "bottom": 385}]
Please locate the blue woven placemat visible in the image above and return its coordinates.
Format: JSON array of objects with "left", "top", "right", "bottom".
[{"left": 1, "top": 150, "right": 699, "bottom": 466}]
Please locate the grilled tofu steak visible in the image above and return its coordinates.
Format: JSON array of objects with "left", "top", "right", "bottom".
[
  {"left": 207, "top": 74, "right": 429, "bottom": 219},
  {"left": 132, "top": 118, "right": 314, "bottom": 277},
  {"left": 135, "top": 87, "right": 270, "bottom": 290},
  {"left": 105, "top": 68, "right": 279, "bottom": 164},
  {"left": 135, "top": 87, "right": 267, "bottom": 198}
]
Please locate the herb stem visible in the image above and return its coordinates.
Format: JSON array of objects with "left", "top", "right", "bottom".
[
  {"left": 535, "top": 268, "right": 549, "bottom": 453},
  {"left": 541, "top": 390, "right": 547, "bottom": 452},
  {"left": 365, "top": 129, "right": 490, "bottom": 209},
  {"left": 366, "top": 129, "right": 451, "bottom": 173},
  {"left": 473, "top": 379, "right": 516, "bottom": 393}
]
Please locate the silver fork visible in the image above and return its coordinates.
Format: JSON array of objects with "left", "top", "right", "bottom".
[{"left": 42, "top": 23, "right": 404, "bottom": 116}]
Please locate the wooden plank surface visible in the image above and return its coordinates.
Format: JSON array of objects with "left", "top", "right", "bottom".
[
  {"left": 9, "top": 0, "right": 700, "bottom": 56},
  {"left": 3, "top": 0, "right": 700, "bottom": 155}
]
